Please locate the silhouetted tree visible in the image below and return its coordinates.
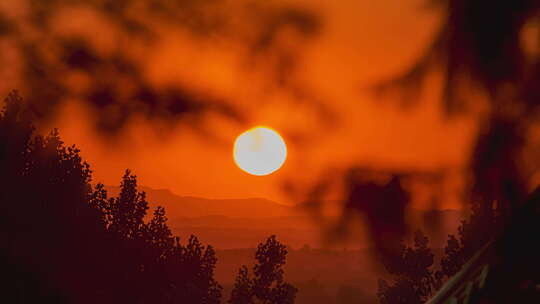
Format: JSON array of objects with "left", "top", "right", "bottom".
[
  {"left": 437, "top": 234, "right": 462, "bottom": 282},
  {"left": 253, "top": 236, "right": 297, "bottom": 304},
  {"left": 1, "top": 91, "right": 112, "bottom": 302},
  {"left": 89, "top": 182, "right": 113, "bottom": 226},
  {"left": 0, "top": 91, "right": 222, "bottom": 303},
  {"left": 172, "top": 235, "right": 223, "bottom": 304},
  {"left": 230, "top": 266, "right": 254, "bottom": 304},
  {"left": 435, "top": 206, "right": 498, "bottom": 284},
  {"left": 108, "top": 170, "right": 149, "bottom": 240},
  {"left": 377, "top": 230, "right": 436, "bottom": 304},
  {"left": 229, "top": 235, "right": 297, "bottom": 304},
  {"left": 146, "top": 206, "right": 175, "bottom": 257}
]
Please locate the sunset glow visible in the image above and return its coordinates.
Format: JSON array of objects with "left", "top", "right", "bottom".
[
  {"left": 3, "top": 0, "right": 537, "bottom": 301},
  {"left": 233, "top": 126, "right": 287, "bottom": 176}
]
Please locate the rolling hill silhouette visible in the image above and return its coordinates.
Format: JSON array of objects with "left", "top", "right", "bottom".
[
  {"left": 105, "top": 186, "right": 296, "bottom": 219},
  {"left": 104, "top": 185, "right": 464, "bottom": 249},
  {"left": 104, "top": 185, "right": 314, "bottom": 248}
]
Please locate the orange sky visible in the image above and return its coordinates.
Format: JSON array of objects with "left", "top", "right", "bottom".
[{"left": 5, "top": 0, "right": 476, "bottom": 207}]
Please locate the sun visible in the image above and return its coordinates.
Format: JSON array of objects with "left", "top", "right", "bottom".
[{"left": 233, "top": 126, "right": 287, "bottom": 176}]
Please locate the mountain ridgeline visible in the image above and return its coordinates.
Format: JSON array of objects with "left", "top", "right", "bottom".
[
  {"left": 107, "top": 185, "right": 464, "bottom": 250},
  {"left": 105, "top": 186, "right": 296, "bottom": 218}
]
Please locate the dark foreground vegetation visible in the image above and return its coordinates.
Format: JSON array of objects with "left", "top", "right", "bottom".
[{"left": 0, "top": 92, "right": 296, "bottom": 303}]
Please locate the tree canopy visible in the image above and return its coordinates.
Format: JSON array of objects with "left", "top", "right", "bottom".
[{"left": 0, "top": 91, "right": 222, "bottom": 303}]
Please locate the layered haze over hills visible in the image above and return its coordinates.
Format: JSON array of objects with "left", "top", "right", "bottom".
[
  {"left": 105, "top": 185, "right": 320, "bottom": 249},
  {"left": 105, "top": 185, "right": 464, "bottom": 250}
]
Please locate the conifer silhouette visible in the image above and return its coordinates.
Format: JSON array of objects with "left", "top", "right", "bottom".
[
  {"left": 0, "top": 91, "right": 222, "bottom": 303},
  {"left": 230, "top": 235, "right": 297, "bottom": 304}
]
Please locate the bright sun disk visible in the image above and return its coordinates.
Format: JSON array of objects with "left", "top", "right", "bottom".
[{"left": 233, "top": 126, "right": 287, "bottom": 176}]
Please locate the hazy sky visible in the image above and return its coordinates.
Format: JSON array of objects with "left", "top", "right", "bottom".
[{"left": 4, "top": 0, "right": 476, "bottom": 206}]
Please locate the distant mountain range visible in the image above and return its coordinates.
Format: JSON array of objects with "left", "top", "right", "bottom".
[
  {"left": 104, "top": 186, "right": 296, "bottom": 219},
  {"left": 104, "top": 185, "right": 465, "bottom": 249}
]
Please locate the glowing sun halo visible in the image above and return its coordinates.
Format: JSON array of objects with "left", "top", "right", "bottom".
[{"left": 233, "top": 126, "right": 287, "bottom": 176}]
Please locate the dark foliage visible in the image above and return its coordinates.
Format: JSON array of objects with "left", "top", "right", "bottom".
[
  {"left": 377, "top": 185, "right": 515, "bottom": 303},
  {"left": 436, "top": 206, "right": 497, "bottom": 283},
  {"left": 377, "top": 230, "right": 436, "bottom": 304},
  {"left": 375, "top": 0, "right": 540, "bottom": 114},
  {"left": 0, "top": 91, "right": 221, "bottom": 303},
  {"left": 328, "top": 2, "right": 540, "bottom": 292},
  {"left": 230, "top": 266, "right": 254, "bottom": 304},
  {"left": 376, "top": 194, "right": 501, "bottom": 303},
  {"left": 372, "top": 3, "right": 540, "bottom": 300},
  {"left": 0, "top": 0, "right": 322, "bottom": 133},
  {"left": 343, "top": 169, "right": 411, "bottom": 261},
  {"left": 372, "top": 0, "right": 540, "bottom": 233},
  {"left": 229, "top": 235, "right": 297, "bottom": 304}
]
